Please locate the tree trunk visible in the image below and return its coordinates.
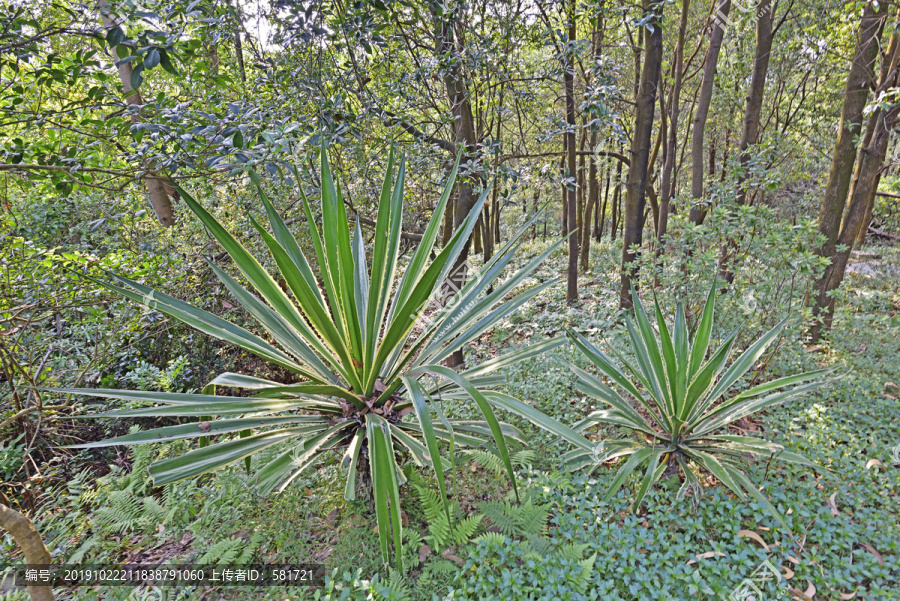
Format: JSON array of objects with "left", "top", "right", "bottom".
[
  {"left": 230, "top": 0, "right": 247, "bottom": 82},
  {"left": 808, "top": 1, "right": 884, "bottom": 342},
  {"left": 821, "top": 105, "right": 899, "bottom": 328},
  {"left": 658, "top": 0, "right": 689, "bottom": 247},
  {"left": 99, "top": 0, "right": 176, "bottom": 228},
  {"left": 688, "top": 0, "right": 731, "bottom": 225},
  {"left": 720, "top": 0, "right": 775, "bottom": 285},
  {"left": 599, "top": 162, "right": 610, "bottom": 239},
  {"left": 620, "top": 0, "right": 663, "bottom": 309},
  {"left": 435, "top": 10, "right": 480, "bottom": 367},
  {"left": 565, "top": 0, "right": 579, "bottom": 304},
  {"left": 611, "top": 160, "right": 622, "bottom": 241},
  {"left": 561, "top": 150, "right": 568, "bottom": 236},
  {"left": 735, "top": 0, "right": 774, "bottom": 205},
  {"left": 1, "top": 501, "right": 54, "bottom": 601},
  {"left": 582, "top": 129, "right": 599, "bottom": 270}
]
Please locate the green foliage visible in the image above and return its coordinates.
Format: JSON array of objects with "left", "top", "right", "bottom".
[
  {"left": 477, "top": 498, "right": 548, "bottom": 537},
  {"left": 451, "top": 534, "right": 596, "bottom": 601},
  {"left": 59, "top": 150, "right": 589, "bottom": 568},
  {"left": 197, "top": 531, "right": 262, "bottom": 565},
  {"left": 567, "top": 282, "right": 832, "bottom": 525},
  {"left": 413, "top": 483, "right": 482, "bottom": 552}
]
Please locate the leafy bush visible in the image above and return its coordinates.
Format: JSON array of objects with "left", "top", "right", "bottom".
[
  {"left": 59, "top": 148, "right": 592, "bottom": 567},
  {"left": 566, "top": 283, "right": 831, "bottom": 524}
]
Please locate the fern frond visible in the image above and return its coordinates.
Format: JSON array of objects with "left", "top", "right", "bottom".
[
  {"left": 463, "top": 449, "right": 506, "bottom": 477},
  {"left": 373, "top": 568, "right": 411, "bottom": 601},
  {"left": 477, "top": 499, "right": 549, "bottom": 537}
]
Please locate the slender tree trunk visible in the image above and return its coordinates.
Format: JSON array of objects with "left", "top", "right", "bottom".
[
  {"left": 658, "top": 0, "right": 689, "bottom": 247},
  {"left": 1, "top": 501, "right": 54, "bottom": 601},
  {"left": 442, "top": 191, "right": 456, "bottom": 247},
  {"left": 230, "top": 0, "right": 247, "bottom": 82},
  {"left": 99, "top": 0, "right": 175, "bottom": 227},
  {"left": 434, "top": 10, "right": 480, "bottom": 367},
  {"left": 474, "top": 215, "right": 483, "bottom": 254},
  {"left": 561, "top": 150, "right": 568, "bottom": 235},
  {"left": 611, "top": 160, "right": 622, "bottom": 241},
  {"left": 599, "top": 163, "right": 610, "bottom": 239},
  {"left": 808, "top": 1, "right": 884, "bottom": 341},
  {"left": 565, "top": 0, "right": 579, "bottom": 303},
  {"left": 719, "top": 0, "right": 776, "bottom": 285},
  {"left": 735, "top": 0, "right": 774, "bottom": 205},
  {"left": 620, "top": 0, "right": 663, "bottom": 308},
  {"left": 582, "top": 129, "right": 599, "bottom": 270},
  {"left": 688, "top": 0, "right": 731, "bottom": 225}
]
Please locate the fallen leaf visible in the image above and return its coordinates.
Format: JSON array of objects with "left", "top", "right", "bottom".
[
  {"left": 865, "top": 459, "right": 883, "bottom": 469},
  {"left": 737, "top": 529, "right": 769, "bottom": 550},
  {"left": 783, "top": 566, "right": 795, "bottom": 579},
  {"left": 827, "top": 492, "right": 840, "bottom": 516},
  {"left": 442, "top": 549, "right": 464, "bottom": 566},
  {"left": 786, "top": 555, "right": 801, "bottom": 565},
  {"left": 313, "top": 547, "right": 333, "bottom": 562},
  {"left": 418, "top": 544, "right": 431, "bottom": 564},
  {"left": 805, "top": 580, "right": 817, "bottom": 598},
  {"left": 840, "top": 589, "right": 858, "bottom": 599},
  {"left": 861, "top": 543, "right": 883, "bottom": 565},
  {"left": 222, "top": 300, "right": 233, "bottom": 309},
  {"left": 686, "top": 551, "right": 726, "bottom": 565}
]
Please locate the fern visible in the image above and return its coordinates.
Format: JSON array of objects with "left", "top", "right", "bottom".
[
  {"left": 373, "top": 568, "right": 412, "bottom": 601},
  {"left": 235, "top": 531, "right": 262, "bottom": 564},
  {"left": 471, "top": 532, "right": 505, "bottom": 547},
  {"left": 197, "top": 537, "right": 242, "bottom": 565},
  {"left": 196, "top": 531, "right": 261, "bottom": 565},
  {"left": 477, "top": 499, "right": 548, "bottom": 537},
  {"left": 413, "top": 484, "right": 482, "bottom": 552},
  {"left": 512, "top": 450, "right": 537, "bottom": 468},
  {"left": 464, "top": 448, "right": 537, "bottom": 476},
  {"left": 94, "top": 490, "right": 146, "bottom": 533},
  {"left": 463, "top": 449, "right": 506, "bottom": 477},
  {"left": 423, "top": 560, "right": 458, "bottom": 575}
]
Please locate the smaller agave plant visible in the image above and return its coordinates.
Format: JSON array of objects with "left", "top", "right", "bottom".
[
  {"left": 56, "top": 147, "right": 591, "bottom": 567},
  {"left": 566, "top": 284, "right": 832, "bottom": 525}
]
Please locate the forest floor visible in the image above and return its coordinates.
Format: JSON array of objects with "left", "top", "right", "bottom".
[{"left": 3, "top": 238, "right": 899, "bottom": 601}]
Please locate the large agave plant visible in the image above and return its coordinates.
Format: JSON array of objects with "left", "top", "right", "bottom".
[
  {"left": 566, "top": 284, "right": 832, "bottom": 525},
  {"left": 58, "top": 149, "right": 591, "bottom": 567}
]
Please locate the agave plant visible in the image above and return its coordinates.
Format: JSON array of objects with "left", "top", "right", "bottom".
[
  {"left": 58, "top": 148, "right": 592, "bottom": 567},
  {"left": 566, "top": 284, "right": 831, "bottom": 525}
]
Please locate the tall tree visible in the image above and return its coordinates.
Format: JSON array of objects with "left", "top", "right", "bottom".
[
  {"left": 657, "top": 0, "right": 689, "bottom": 248},
  {"left": 688, "top": 0, "right": 731, "bottom": 225},
  {"left": 735, "top": 0, "right": 776, "bottom": 206},
  {"left": 565, "top": 0, "right": 579, "bottom": 303},
  {"left": 433, "top": 5, "right": 481, "bottom": 367},
  {"left": 620, "top": 0, "right": 663, "bottom": 308},
  {"left": 99, "top": 0, "right": 176, "bottom": 226},
  {"left": 809, "top": 3, "right": 895, "bottom": 340}
]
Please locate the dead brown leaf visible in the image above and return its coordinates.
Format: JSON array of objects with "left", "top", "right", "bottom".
[
  {"left": 861, "top": 543, "right": 883, "bottom": 565},
  {"left": 827, "top": 492, "right": 840, "bottom": 516},
  {"left": 737, "top": 529, "right": 769, "bottom": 550},
  {"left": 419, "top": 544, "right": 431, "bottom": 564}
]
